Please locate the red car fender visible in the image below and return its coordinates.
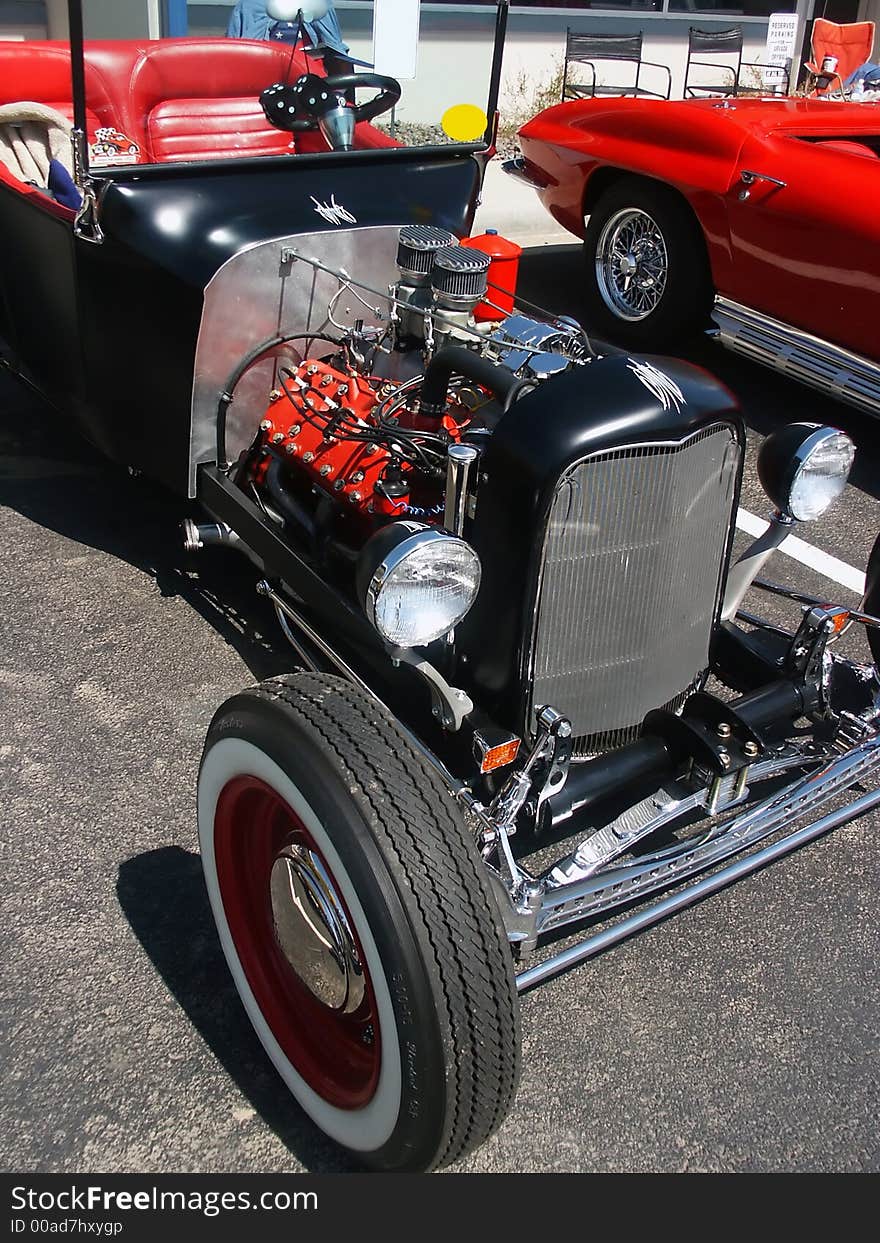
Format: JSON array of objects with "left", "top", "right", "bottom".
[{"left": 518, "top": 98, "right": 751, "bottom": 291}]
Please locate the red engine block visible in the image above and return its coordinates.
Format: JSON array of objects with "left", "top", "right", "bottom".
[{"left": 255, "top": 358, "right": 408, "bottom": 517}]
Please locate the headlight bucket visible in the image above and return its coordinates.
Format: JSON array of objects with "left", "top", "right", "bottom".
[
  {"left": 757, "top": 423, "right": 854, "bottom": 521},
  {"left": 356, "top": 520, "right": 482, "bottom": 648}
]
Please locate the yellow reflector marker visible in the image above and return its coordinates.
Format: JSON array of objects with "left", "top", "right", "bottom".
[
  {"left": 474, "top": 734, "right": 521, "bottom": 774},
  {"left": 442, "top": 104, "right": 489, "bottom": 142}
]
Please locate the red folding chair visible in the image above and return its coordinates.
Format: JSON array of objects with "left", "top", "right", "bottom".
[{"left": 804, "top": 18, "right": 875, "bottom": 96}]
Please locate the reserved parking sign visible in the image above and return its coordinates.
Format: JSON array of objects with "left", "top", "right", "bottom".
[{"left": 763, "top": 12, "right": 799, "bottom": 88}]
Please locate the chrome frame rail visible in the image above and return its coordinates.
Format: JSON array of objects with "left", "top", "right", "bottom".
[
  {"left": 516, "top": 783, "right": 880, "bottom": 992},
  {"left": 263, "top": 563, "right": 880, "bottom": 991},
  {"left": 753, "top": 577, "right": 880, "bottom": 632},
  {"left": 246, "top": 538, "right": 880, "bottom": 999}
]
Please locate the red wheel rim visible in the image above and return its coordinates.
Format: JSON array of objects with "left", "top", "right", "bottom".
[{"left": 214, "top": 775, "right": 381, "bottom": 1109}]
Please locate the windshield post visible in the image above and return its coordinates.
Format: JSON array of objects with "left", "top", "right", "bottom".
[
  {"left": 484, "top": 0, "right": 510, "bottom": 147},
  {"left": 68, "top": 0, "right": 88, "bottom": 169},
  {"left": 68, "top": 0, "right": 104, "bottom": 241}
]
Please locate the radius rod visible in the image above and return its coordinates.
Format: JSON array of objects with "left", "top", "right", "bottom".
[{"left": 516, "top": 784, "right": 880, "bottom": 992}]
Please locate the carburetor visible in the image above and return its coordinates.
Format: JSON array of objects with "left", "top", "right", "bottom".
[
  {"left": 394, "top": 225, "right": 491, "bottom": 350},
  {"left": 391, "top": 224, "right": 587, "bottom": 378}
]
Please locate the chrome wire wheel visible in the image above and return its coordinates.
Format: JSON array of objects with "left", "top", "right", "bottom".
[{"left": 595, "top": 206, "right": 669, "bottom": 322}]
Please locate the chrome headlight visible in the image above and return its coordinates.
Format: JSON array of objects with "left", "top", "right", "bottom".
[
  {"left": 356, "top": 521, "right": 481, "bottom": 648},
  {"left": 758, "top": 423, "right": 854, "bottom": 521}
]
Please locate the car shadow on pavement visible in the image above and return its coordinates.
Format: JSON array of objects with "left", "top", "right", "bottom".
[
  {"left": 0, "top": 367, "right": 294, "bottom": 681},
  {"left": 1, "top": 371, "right": 357, "bottom": 1168},
  {"left": 116, "top": 845, "right": 357, "bottom": 1173}
]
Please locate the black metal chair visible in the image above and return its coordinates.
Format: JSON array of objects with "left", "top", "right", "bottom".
[
  {"left": 683, "top": 26, "right": 745, "bottom": 98},
  {"left": 562, "top": 30, "right": 672, "bottom": 102},
  {"left": 684, "top": 26, "right": 789, "bottom": 99}
]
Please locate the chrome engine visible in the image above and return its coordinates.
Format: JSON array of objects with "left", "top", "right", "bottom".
[
  {"left": 233, "top": 225, "right": 595, "bottom": 544},
  {"left": 214, "top": 223, "right": 744, "bottom": 765},
  {"left": 390, "top": 224, "right": 588, "bottom": 375}
]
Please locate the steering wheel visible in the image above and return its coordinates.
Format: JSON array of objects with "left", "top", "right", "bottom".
[{"left": 261, "top": 72, "right": 401, "bottom": 150}]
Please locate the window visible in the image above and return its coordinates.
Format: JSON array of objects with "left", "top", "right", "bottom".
[
  {"left": 0, "top": 0, "right": 47, "bottom": 37},
  {"left": 508, "top": 1, "right": 661, "bottom": 8},
  {"left": 667, "top": 0, "right": 795, "bottom": 15}
]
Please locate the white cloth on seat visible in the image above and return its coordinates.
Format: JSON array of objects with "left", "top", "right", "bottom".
[{"left": 0, "top": 102, "right": 73, "bottom": 185}]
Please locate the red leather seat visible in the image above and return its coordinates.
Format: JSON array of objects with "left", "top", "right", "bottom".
[
  {"left": 0, "top": 41, "right": 132, "bottom": 216},
  {"left": 0, "top": 37, "right": 401, "bottom": 184},
  {"left": 127, "top": 39, "right": 304, "bottom": 163},
  {"left": 81, "top": 41, "right": 154, "bottom": 157},
  {"left": 126, "top": 39, "right": 399, "bottom": 162},
  {"left": 147, "top": 96, "right": 294, "bottom": 161},
  {"left": 0, "top": 42, "right": 111, "bottom": 136}
]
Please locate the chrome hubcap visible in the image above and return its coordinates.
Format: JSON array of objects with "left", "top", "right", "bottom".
[
  {"left": 595, "top": 207, "right": 668, "bottom": 322},
  {"left": 269, "top": 844, "right": 365, "bottom": 1014}
]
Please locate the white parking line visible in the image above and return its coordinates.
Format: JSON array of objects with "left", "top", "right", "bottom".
[{"left": 736, "top": 509, "right": 866, "bottom": 595}]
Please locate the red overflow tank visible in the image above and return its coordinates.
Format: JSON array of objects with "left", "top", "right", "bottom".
[{"left": 461, "top": 229, "right": 522, "bottom": 322}]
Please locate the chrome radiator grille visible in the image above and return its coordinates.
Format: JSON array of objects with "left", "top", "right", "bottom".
[{"left": 530, "top": 425, "right": 740, "bottom": 756}]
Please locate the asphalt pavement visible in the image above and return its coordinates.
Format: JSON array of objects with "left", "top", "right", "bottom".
[
  {"left": 473, "top": 161, "right": 572, "bottom": 246},
  {"left": 1, "top": 240, "right": 878, "bottom": 1175}
]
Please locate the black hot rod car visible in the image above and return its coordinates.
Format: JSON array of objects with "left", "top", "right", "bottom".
[{"left": 2, "top": 4, "right": 879, "bottom": 1174}]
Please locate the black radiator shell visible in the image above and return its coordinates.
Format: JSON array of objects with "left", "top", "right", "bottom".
[{"left": 455, "top": 353, "right": 745, "bottom": 739}]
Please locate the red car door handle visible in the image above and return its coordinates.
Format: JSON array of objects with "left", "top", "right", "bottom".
[{"left": 738, "top": 169, "right": 787, "bottom": 200}]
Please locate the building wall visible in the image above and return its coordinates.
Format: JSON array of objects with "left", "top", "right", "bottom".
[
  {"left": 857, "top": 0, "right": 880, "bottom": 33},
  {"left": 187, "top": 3, "right": 775, "bottom": 119},
  {"left": 0, "top": 1, "right": 793, "bottom": 120},
  {"left": 46, "top": 0, "right": 67, "bottom": 37}
]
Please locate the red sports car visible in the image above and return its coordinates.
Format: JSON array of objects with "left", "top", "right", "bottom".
[{"left": 510, "top": 97, "right": 880, "bottom": 415}]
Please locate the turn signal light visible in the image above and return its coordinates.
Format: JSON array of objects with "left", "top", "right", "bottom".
[{"left": 473, "top": 731, "right": 521, "bottom": 774}]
